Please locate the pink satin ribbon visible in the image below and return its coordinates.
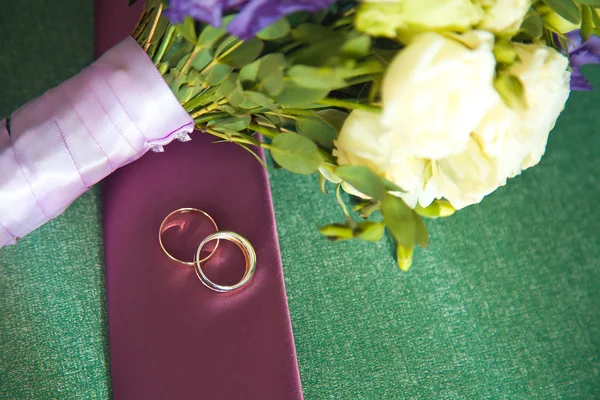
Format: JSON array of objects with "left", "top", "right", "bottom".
[{"left": 0, "top": 37, "right": 194, "bottom": 248}]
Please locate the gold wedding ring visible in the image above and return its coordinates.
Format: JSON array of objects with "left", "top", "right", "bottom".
[
  {"left": 195, "top": 231, "right": 257, "bottom": 293},
  {"left": 159, "top": 208, "right": 219, "bottom": 266}
]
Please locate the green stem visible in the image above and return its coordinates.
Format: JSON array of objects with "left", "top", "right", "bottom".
[
  {"left": 153, "top": 25, "right": 176, "bottom": 65},
  {"left": 205, "top": 128, "right": 269, "bottom": 148},
  {"left": 181, "top": 45, "right": 201, "bottom": 75},
  {"left": 216, "top": 39, "right": 243, "bottom": 61},
  {"left": 194, "top": 112, "right": 228, "bottom": 125},
  {"left": 317, "top": 98, "right": 381, "bottom": 112},
  {"left": 248, "top": 123, "right": 279, "bottom": 139}
]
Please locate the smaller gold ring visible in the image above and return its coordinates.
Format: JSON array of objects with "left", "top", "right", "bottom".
[
  {"left": 194, "top": 231, "right": 257, "bottom": 293},
  {"left": 159, "top": 208, "right": 219, "bottom": 266}
]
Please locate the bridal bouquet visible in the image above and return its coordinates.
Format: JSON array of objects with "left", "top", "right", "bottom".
[{"left": 2, "top": 0, "right": 599, "bottom": 270}]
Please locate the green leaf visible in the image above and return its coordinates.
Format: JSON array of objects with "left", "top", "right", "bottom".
[
  {"left": 336, "top": 165, "right": 387, "bottom": 200},
  {"left": 355, "top": 221, "right": 385, "bottom": 242},
  {"left": 341, "top": 34, "right": 372, "bottom": 59},
  {"left": 176, "top": 16, "right": 196, "bottom": 44},
  {"left": 494, "top": 72, "right": 528, "bottom": 112},
  {"left": 221, "top": 38, "right": 264, "bottom": 68},
  {"left": 290, "top": 37, "right": 346, "bottom": 66},
  {"left": 519, "top": 11, "right": 544, "bottom": 39},
  {"left": 227, "top": 81, "right": 245, "bottom": 107},
  {"left": 257, "top": 53, "right": 286, "bottom": 96},
  {"left": 396, "top": 244, "right": 414, "bottom": 272},
  {"left": 288, "top": 65, "right": 346, "bottom": 90},
  {"left": 196, "top": 24, "right": 227, "bottom": 49},
  {"left": 239, "top": 59, "right": 261, "bottom": 83},
  {"left": 413, "top": 213, "right": 429, "bottom": 248},
  {"left": 191, "top": 49, "right": 213, "bottom": 71},
  {"left": 216, "top": 73, "right": 238, "bottom": 98},
  {"left": 257, "top": 18, "right": 291, "bottom": 40},
  {"left": 176, "top": 85, "right": 202, "bottom": 103},
  {"left": 201, "top": 63, "right": 233, "bottom": 86},
  {"left": 320, "top": 223, "right": 354, "bottom": 241},
  {"left": 207, "top": 115, "right": 251, "bottom": 131},
  {"left": 493, "top": 40, "right": 518, "bottom": 64},
  {"left": 215, "top": 36, "right": 240, "bottom": 58},
  {"left": 578, "top": 0, "right": 600, "bottom": 6},
  {"left": 270, "top": 133, "right": 323, "bottom": 174},
  {"left": 244, "top": 91, "right": 278, "bottom": 111},
  {"left": 542, "top": 0, "right": 581, "bottom": 24},
  {"left": 382, "top": 179, "right": 405, "bottom": 193},
  {"left": 380, "top": 195, "right": 415, "bottom": 248},
  {"left": 582, "top": 6, "right": 595, "bottom": 41},
  {"left": 292, "top": 23, "right": 336, "bottom": 43},
  {"left": 591, "top": 6, "right": 600, "bottom": 27},
  {"left": 274, "top": 82, "right": 329, "bottom": 107},
  {"left": 415, "top": 199, "right": 456, "bottom": 219},
  {"left": 295, "top": 116, "right": 337, "bottom": 149},
  {"left": 315, "top": 109, "right": 348, "bottom": 135}
]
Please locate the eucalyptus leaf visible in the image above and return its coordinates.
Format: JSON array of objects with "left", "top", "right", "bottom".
[
  {"left": 257, "top": 53, "right": 286, "bottom": 96},
  {"left": 176, "top": 16, "right": 196, "bottom": 44},
  {"left": 315, "top": 109, "right": 348, "bottom": 134},
  {"left": 494, "top": 72, "right": 528, "bottom": 112},
  {"left": 207, "top": 115, "right": 251, "bottom": 131},
  {"left": 257, "top": 18, "right": 291, "bottom": 40},
  {"left": 244, "top": 91, "right": 278, "bottom": 111},
  {"left": 336, "top": 165, "right": 387, "bottom": 200},
  {"left": 295, "top": 116, "right": 337, "bottom": 149},
  {"left": 239, "top": 59, "right": 261, "bottom": 83},
  {"left": 201, "top": 63, "right": 233, "bottom": 86},
  {"left": 290, "top": 37, "right": 346, "bottom": 66},
  {"left": 519, "top": 12, "right": 544, "bottom": 39},
  {"left": 191, "top": 49, "right": 213, "bottom": 71},
  {"left": 292, "top": 23, "right": 337, "bottom": 43},
  {"left": 176, "top": 86, "right": 202, "bottom": 103},
  {"left": 380, "top": 194, "right": 415, "bottom": 248},
  {"left": 288, "top": 65, "right": 346, "bottom": 90},
  {"left": 341, "top": 34, "right": 372, "bottom": 59},
  {"left": 542, "top": 0, "right": 581, "bottom": 24},
  {"left": 270, "top": 133, "right": 322, "bottom": 174},
  {"left": 216, "top": 73, "right": 238, "bottom": 98},
  {"left": 215, "top": 36, "right": 240, "bottom": 58},
  {"left": 197, "top": 24, "right": 227, "bottom": 49},
  {"left": 221, "top": 39, "right": 264, "bottom": 68},
  {"left": 274, "top": 82, "right": 329, "bottom": 107}
]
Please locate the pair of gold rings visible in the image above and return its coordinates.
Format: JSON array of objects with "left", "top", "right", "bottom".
[{"left": 158, "top": 208, "right": 256, "bottom": 293}]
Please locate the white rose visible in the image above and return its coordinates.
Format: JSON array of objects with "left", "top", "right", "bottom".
[
  {"left": 478, "top": 0, "right": 530, "bottom": 35},
  {"left": 334, "top": 110, "right": 431, "bottom": 207},
  {"left": 334, "top": 44, "right": 570, "bottom": 211},
  {"left": 381, "top": 31, "right": 497, "bottom": 160},
  {"left": 474, "top": 43, "right": 571, "bottom": 177}
]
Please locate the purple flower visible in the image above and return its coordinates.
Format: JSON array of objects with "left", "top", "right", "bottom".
[
  {"left": 165, "top": 0, "right": 335, "bottom": 39},
  {"left": 562, "top": 30, "right": 600, "bottom": 91}
]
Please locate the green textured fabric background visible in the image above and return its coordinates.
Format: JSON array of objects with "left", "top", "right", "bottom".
[{"left": 1, "top": 1, "right": 599, "bottom": 398}]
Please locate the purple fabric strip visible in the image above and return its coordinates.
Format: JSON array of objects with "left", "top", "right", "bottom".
[{"left": 96, "top": 1, "right": 304, "bottom": 399}]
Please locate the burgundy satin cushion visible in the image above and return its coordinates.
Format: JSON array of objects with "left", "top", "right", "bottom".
[{"left": 97, "top": 2, "right": 303, "bottom": 398}]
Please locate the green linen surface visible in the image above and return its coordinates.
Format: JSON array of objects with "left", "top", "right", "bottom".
[{"left": 1, "top": 1, "right": 599, "bottom": 398}]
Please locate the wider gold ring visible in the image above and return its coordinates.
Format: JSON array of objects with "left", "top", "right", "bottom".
[
  {"left": 159, "top": 208, "right": 219, "bottom": 266},
  {"left": 194, "top": 231, "right": 257, "bottom": 293}
]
